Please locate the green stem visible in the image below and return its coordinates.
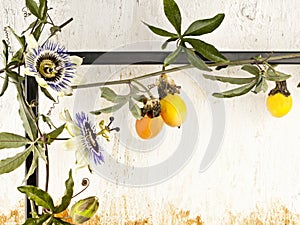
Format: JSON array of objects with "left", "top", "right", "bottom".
[{"left": 72, "top": 53, "right": 300, "bottom": 89}]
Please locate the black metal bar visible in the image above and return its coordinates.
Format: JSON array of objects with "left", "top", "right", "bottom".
[
  {"left": 25, "top": 76, "right": 39, "bottom": 218},
  {"left": 70, "top": 51, "right": 300, "bottom": 65}
]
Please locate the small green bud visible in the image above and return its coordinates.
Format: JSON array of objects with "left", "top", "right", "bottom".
[{"left": 70, "top": 196, "right": 99, "bottom": 224}]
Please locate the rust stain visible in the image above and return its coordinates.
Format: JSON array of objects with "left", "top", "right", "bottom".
[
  {"left": 225, "top": 203, "right": 300, "bottom": 225},
  {"left": 0, "top": 201, "right": 24, "bottom": 224},
  {"left": 2, "top": 201, "right": 300, "bottom": 225}
]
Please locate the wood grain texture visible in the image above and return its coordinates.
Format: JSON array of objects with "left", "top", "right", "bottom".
[{"left": 0, "top": 0, "right": 300, "bottom": 224}]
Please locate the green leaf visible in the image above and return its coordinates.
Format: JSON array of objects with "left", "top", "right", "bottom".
[
  {"left": 46, "top": 124, "right": 65, "bottom": 145},
  {"left": 18, "top": 185, "right": 55, "bottom": 211},
  {"left": 23, "top": 147, "right": 38, "bottom": 183},
  {"left": 253, "top": 77, "right": 268, "bottom": 94},
  {"left": 185, "top": 38, "right": 227, "bottom": 62},
  {"left": 100, "top": 87, "right": 125, "bottom": 103},
  {"left": 2, "top": 40, "right": 9, "bottom": 65},
  {"left": 143, "top": 22, "right": 177, "bottom": 37},
  {"left": 8, "top": 27, "right": 26, "bottom": 48},
  {"left": 90, "top": 102, "right": 126, "bottom": 115},
  {"left": 131, "top": 94, "right": 146, "bottom": 102},
  {"left": 184, "top": 47, "right": 211, "bottom": 71},
  {"left": 0, "top": 73, "right": 9, "bottom": 97},
  {"left": 241, "top": 64, "right": 260, "bottom": 76},
  {"left": 264, "top": 69, "right": 291, "bottom": 82},
  {"left": 17, "top": 92, "right": 38, "bottom": 141},
  {"left": 41, "top": 114, "right": 56, "bottom": 129},
  {"left": 51, "top": 217, "right": 72, "bottom": 225},
  {"left": 22, "top": 214, "right": 51, "bottom": 225},
  {"left": 33, "top": 22, "right": 44, "bottom": 40},
  {"left": 35, "top": 145, "right": 47, "bottom": 162},
  {"left": 212, "top": 80, "right": 257, "bottom": 98},
  {"left": 54, "top": 170, "right": 74, "bottom": 213},
  {"left": 0, "top": 145, "right": 32, "bottom": 175},
  {"left": 0, "top": 132, "right": 31, "bottom": 150},
  {"left": 22, "top": 21, "right": 40, "bottom": 35},
  {"left": 184, "top": 13, "right": 225, "bottom": 36},
  {"left": 26, "top": 0, "right": 40, "bottom": 18},
  {"left": 163, "top": 0, "right": 182, "bottom": 34},
  {"left": 39, "top": 0, "right": 47, "bottom": 20},
  {"left": 203, "top": 74, "right": 256, "bottom": 85},
  {"left": 9, "top": 48, "right": 25, "bottom": 66},
  {"left": 129, "top": 99, "right": 142, "bottom": 119},
  {"left": 164, "top": 45, "right": 183, "bottom": 66},
  {"left": 40, "top": 87, "right": 56, "bottom": 102},
  {"left": 161, "top": 37, "right": 177, "bottom": 49},
  {"left": 6, "top": 70, "right": 21, "bottom": 83}
]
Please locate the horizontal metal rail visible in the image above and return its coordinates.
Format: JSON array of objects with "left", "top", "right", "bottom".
[{"left": 70, "top": 51, "right": 300, "bottom": 65}]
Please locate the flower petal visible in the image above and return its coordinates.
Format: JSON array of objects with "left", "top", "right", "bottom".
[
  {"left": 75, "top": 150, "right": 89, "bottom": 169},
  {"left": 66, "top": 123, "right": 80, "bottom": 137},
  {"left": 23, "top": 68, "right": 36, "bottom": 76},
  {"left": 69, "top": 56, "right": 83, "bottom": 66},
  {"left": 35, "top": 77, "right": 49, "bottom": 88},
  {"left": 26, "top": 34, "right": 39, "bottom": 49},
  {"left": 64, "top": 136, "right": 81, "bottom": 151}
]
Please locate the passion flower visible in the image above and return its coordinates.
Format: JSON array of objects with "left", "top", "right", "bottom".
[{"left": 24, "top": 34, "right": 82, "bottom": 95}]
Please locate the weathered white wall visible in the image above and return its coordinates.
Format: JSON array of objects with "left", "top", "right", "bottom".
[{"left": 0, "top": 0, "right": 300, "bottom": 224}]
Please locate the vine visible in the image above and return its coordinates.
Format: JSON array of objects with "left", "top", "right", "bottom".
[{"left": 0, "top": 0, "right": 299, "bottom": 224}]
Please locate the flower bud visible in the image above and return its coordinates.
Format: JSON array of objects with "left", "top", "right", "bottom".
[{"left": 70, "top": 196, "right": 99, "bottom": 224}]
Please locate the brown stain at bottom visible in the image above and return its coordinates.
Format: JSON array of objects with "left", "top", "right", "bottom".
[
  {"left": 2, "top": 201, "right": 300, "bottom": 224},
  {"left": 0, "top": 201, "right": 24, "bottom": 224}
]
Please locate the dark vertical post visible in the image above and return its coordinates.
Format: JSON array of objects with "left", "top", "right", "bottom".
[{"left": 25, "top": 76, "right": 39, "bottom": 218}]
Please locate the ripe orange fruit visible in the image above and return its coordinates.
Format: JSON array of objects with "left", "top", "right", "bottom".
[
  {"left": 160, "top": 94, "right": 187, "bottom": 127},
  {"left": 135, "top": 116, "right": 164, "bottom": 139},
  {"left": 266, "top": 92, "right": 292, "bottom": 117}
]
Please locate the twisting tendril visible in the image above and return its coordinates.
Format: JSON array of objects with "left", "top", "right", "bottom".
[
  {"left": 47, "top": 96, "right": 60, "bottom": 116},
  {"left": 72, "top": 178, "right": 90, "bottom": 198},
  {"left": 22, "top": 7, "right": 31, "bottom": 18},
  {"left": 3, "top": 26, "right": 12, "bottom": 53}
]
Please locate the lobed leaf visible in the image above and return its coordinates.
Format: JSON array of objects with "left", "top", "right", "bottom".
[
  {"left": 143, "top": 22, "right": 177, "bottom": 37},
  {"left": 163, "top": 0, "right": 182, "bottom": 34},
  {"left": 241, "top": 64, "right": 260, "bottom": 76},
  {"left": 129, "top": 99, "right": 142, "bottom": 119},
  {"left": 185, "top": 38, "right": 227, "bottom": 62},
  {"left": 161, "top": 37, "right": 178, "bottom": 49},
  {"left": 264, "top": 69, "right": 291, "bottom": 81},
  {"left": 184, "top": 13, "right": 225, "bottom": 36},
  {"left": 0, "top": 73, "right": 9, "bottom": 97},
  {"left": 54, "top": 170, "right": 74, "bottom": 213},
  {"left": 164, "top": 45, "right": 183, "bottom": 66},
  {"left": 17, "top": 93, "right": 38, "bottom": 141},
  {"left": 23, "top": 147, "right": 39, "bottom": 183},
  {"left": 46, "top": 124, "right": 66, "bottom": 145},
  {"left": 203, "top": 74, "right": 256, "bottom": 85},
  {"left": 0, "top": 132, "right": 31, "bottom": 150},
  {"left": 51, "top": 217, "right": 72, "bottom": 225},
  {"left": 18, "top": 185, "right": 55, "bottom": 211},
  {"left": 184, "top": 47, "right": 211, "bottom": 71},
  {"left": 39, "top": 0, "right": 48, "bottom": 20},
  {"left": 212, "top": 80, "right": 257, "bottom": 98},
  {"left": 90, "top": 102, "right": 126, "bottom": 115},
  {"left": 22, "top": 214, "right": 51, "bottom": 225},
  {"left": 25, "top": 0, "right": 40, "bottom": 18},
  {"left": 0, "top": 145, "right": 32, "bottom": 175},
  {"left": 253, "top": 77, "right": 268, "bottom": 94},
  {"left": 8, "top": 27, "right": 26, "bottom": 48}
]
